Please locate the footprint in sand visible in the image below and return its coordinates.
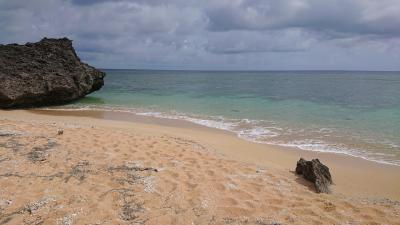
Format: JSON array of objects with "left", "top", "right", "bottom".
[
  {"left": 215, "top": 183, "right": 226, "bottom": 191},
  {"left": 185, "top": 172, "right": 194, "bottom": 179},
  {"left": 184, "top": 182, "right": 198, "bottom": 189},
  {"left": 246, "top": 182, "right": 263, "bottom": 192},
  {"left": 205, "top": 170, "right": 215, "bottom": 177},
  {"left": 166, "top": 171, "right": 180, "bottom": 178},
  {"left": 221, "top": 197, "right": 239, "bottom": 205},
  {"left": 269, "top": 198, "right": 284, "bottom": 205}
]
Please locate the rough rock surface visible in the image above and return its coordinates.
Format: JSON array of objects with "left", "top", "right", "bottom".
[
  {"left": 0, "top": 37, "right": 105, "bottom": 108},
  {"left": 296, "top": 158, "right": 332, "bottom": 193}
]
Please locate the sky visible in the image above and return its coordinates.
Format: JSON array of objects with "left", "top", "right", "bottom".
[{"left": 1, "top": 0, "right": 400, "bottom": 70}]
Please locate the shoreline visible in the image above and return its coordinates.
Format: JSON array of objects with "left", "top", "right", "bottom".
[
  {"left": 38, "top": 106, "right": 400, "bottom": 168},
  {"left": 1, "top": 109, "right": 399, "bottom": 200}
]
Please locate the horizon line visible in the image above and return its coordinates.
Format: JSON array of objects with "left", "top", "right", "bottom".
[{"left": 98, "top": 68, "right": 400, "bottom": 73}]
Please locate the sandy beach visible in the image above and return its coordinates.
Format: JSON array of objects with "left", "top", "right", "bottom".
[
  {"left": 1, "top": 109, "right": 399, "bottom": 225},
  {"left": 2, "top": 0, "right": 400, "bottom": 224}
]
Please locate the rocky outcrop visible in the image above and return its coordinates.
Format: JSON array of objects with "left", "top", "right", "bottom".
[
  {"left": 0, "top": 37, "right": 105, "bottom": 108},
  {"left": 296, "top": 158, "right": 332, "bottom": 193}
]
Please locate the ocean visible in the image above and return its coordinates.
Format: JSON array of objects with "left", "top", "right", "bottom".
[{"left": 51, "top": 69, "right": 400, "bottom": 166}]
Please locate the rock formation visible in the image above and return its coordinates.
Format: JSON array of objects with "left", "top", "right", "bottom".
[
  {"left": 296, "top": 158, "right": 332, "bottom": 193},
  {"left": 0, "top": 37, "right": 105, "bottom": 108}
]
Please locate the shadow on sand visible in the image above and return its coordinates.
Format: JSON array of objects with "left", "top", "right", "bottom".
[{"left": 290, "top": 170, "right": 317, "bottom": 193}]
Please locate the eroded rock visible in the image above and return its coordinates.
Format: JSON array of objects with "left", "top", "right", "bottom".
[
  {"left": 296, "top": 158, "right": 332, "bottom": 193},
  {"left": 0, "top": 37, "right": 105, "bottom": 108}
]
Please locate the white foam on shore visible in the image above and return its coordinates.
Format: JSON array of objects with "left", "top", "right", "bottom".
[
  {"left": 274, "top": 140, "right": 400, "bottom": 166},
  {"left": 41, "top": 105, "right": 400, "bottom": 167}
]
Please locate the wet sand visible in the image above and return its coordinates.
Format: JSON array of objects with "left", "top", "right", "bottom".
[{"left": 0, "top": 109, "right": 399, "bottom": 224}]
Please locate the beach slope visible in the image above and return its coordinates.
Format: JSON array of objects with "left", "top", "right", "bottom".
[{"left": 0, "top": 110, "right": 399, "bottom": 224}]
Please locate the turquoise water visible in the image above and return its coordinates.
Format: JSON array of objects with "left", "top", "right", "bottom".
[{"left": 54, "top": 70, "right": 400, "bottom": 165}]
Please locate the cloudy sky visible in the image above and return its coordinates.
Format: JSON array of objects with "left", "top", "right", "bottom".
[{"left": 1, "top": 0, "right": 400, "bottom": 70}]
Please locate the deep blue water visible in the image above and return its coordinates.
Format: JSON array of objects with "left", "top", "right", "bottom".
[{"left": 55, "top": 70, "right": 400, "bottom": 165}]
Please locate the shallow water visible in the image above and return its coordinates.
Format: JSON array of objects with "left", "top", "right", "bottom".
[{"left": 51, "top": 69, "right": 400, "bottom": 166}]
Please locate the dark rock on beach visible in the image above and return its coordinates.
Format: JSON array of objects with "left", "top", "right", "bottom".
[
  {"left": 296, "top": 158, "right": 332, "bottom": 193},
  {"left": 0, "top": 37, "right": 105, "bottom": 108}
]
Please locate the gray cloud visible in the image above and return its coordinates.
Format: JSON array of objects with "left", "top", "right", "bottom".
[
  {"left": 206, "top": 0, "right": 400, "bottom": 37},
  {"left": 0, "top": 0, "right": 399, "bottom": 70},
  {"left": 205, "top": 29, "right": 315, "bottom": 54}
]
